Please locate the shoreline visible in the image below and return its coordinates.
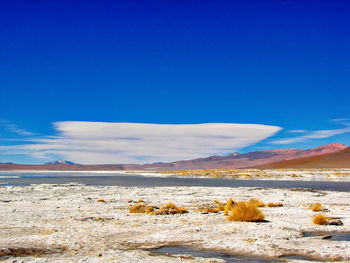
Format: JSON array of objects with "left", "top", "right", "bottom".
[{"left": 1, "top": 168, "right": 350, "bottom": 182}]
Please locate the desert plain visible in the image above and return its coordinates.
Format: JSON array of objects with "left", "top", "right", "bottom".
[{"left": 1, "top": 170, "right": 350, "bottom": 262}]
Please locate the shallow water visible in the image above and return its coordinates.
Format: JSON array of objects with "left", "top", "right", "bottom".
[
  {"left": 149, "top": 246, "right": 281, "bottom": 262},
  {"left": 1, "top": 172, "right": 350, "bottom": 191},
  {"left": 304, "top": 231, "right": 350, "bottom": 241},
  {"left": 280, "top": 255, "right": 323, "bottom": 261}
]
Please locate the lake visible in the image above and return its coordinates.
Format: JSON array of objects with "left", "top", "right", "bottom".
[{"left": 1, "top": 172, "right": 350, "bottom": 191}]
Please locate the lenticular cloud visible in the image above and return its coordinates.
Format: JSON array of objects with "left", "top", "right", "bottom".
[
  {"left": 48, "top": 122, "right": 281, "bottom": 163},
  {"left": 1, "top": 122, "right": 281, "bottom": 164}
]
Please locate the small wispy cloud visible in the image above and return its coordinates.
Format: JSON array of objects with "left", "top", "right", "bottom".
[
  {"left": 288, "top": 130, "right": 308, "bottom": 133},
  {"left": 272, "top": 119, "right": 350, "bottom": 145},
  {"left": 0, "top": 119, "right": 35, "bottom": 136},
  {"left": 331, "top": 118, "right": 349, "bottom": 123},
  {"left": 0, "top": 121, "right": 281, "bottom": 164}
]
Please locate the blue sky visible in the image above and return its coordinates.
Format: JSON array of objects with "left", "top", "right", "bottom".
[{"left": 0, "top": 0, "right": 349, "bottom": 164}]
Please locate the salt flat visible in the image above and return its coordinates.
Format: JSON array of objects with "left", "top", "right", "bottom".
[{"left": 1, "top": 183, "right": 350, "bottom": 262}]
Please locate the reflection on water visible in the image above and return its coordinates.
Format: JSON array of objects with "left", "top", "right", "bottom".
[{"left": 1, "top": 172, "right": 350, "bottom": 191}]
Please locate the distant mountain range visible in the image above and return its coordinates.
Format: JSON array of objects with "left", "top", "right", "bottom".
[
  {"left": 137, "top": 143, "right": 346, "bottom": 170},
  {"left": 45, "top": 160, "right": 79, "bottom": 165},
  {"left": 256, "top": 145, "right": 350, "bottom": 169},
  {"left": 0, "top": 143, "right": 348, "bottom": 171}
]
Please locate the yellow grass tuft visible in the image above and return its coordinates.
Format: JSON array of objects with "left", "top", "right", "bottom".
[
  {"left": 153, "top": 202, "right": 188, "bottom": 215},
  {"left": 196, "top": 200, "right": 226, "bottom": 213},
  {"left": 224, "top": 198, "right": 236, "bottom": 215},
  {"left": 130, "top": 202, "right": 188, "bottom": 215},
  {"left": 213, "top": 200, "right": 225, "bottom": 211},
  {"left": 227, "top": 201, "right": 265, "bottom": 222},
  {"left": 267, "top": 202, "right": 283, "bottom": 207},
  {"left": 249, "top": 198, "right": 265, "bottom": 207},
  {"left": 129, "top": 203, "right": 147, "bottom": 213},
  {"left": 41, "top": 228, "right": 57, "bottom": 236},
  {"left": 145, "top": 205, "right": 155, "bottom": 214},
  {"left": 204, "top": 207, "right": 221, "bottom": 213},
  {"left": 196, "top": 207, "right": 221, "bottom": 213},
  {"left": 311, "top": 203, "right": 323, "bottom": 212},
  {"left": 313, "top": 213, "right": 329, "bottom": 225}
]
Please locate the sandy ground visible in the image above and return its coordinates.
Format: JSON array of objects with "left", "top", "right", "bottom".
[{"left": 1, "top": 183, "right": 350, "bottom": 262}]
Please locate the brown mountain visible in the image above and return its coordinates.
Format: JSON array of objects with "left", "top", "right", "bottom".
[
  {"left": 157, "top": 143, "right": 347, "bottom": 170},
  {"left": 0, "top": 143, "right": 346, "bottom": 171},
  {"left": 255, "top": 146, "right": 350, "bottom": 169}
]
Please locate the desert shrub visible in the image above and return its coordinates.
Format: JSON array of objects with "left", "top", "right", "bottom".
[
  {"left": 267, "top": 202, "right": 283, "bottom": 207},
  {"left": 153, "top": 202, "right": 188, "bottom": 215},
  {"left": 129, "top": 203, "right": 147, "bottom": 213},
  {"left": 196, "top": 200, "right": 225, "bottom": 213},
  {"left": 205, "top": 207, "right": 220, "bottom": 213},
  {"left": 249, "top": 198, "right": 265, "bottom": 207},
  {"left": 227, "top": 202, "right": 264, "bottom": 222},
  {"left": 196, "top": 207, "right": 221, "bottom": 213},
  {"left": 313, "top": 213, "right": 328, "bottom": 225},
  {"left": 130, "top": 202, "right": 188, "bottom": 215},
  {"left": 145, "top": 205, "right": 155, "bottom": 214},
  {"left": 311, "top": 203, "right": 323, "bottom": 212},
  {"left": 224, "top": 199, "right": 236, "bottom": 215},
  {"left": 213, "top": 200, "right": 225, "bottom": 211}
]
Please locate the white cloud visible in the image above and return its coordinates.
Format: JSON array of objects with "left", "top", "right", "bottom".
[
  {"left": 0, "top": 119, "right": 35, "bottom": 136},
  {"left": 0, "top": 121, "right": 281, "bottom": 164},
  {"left": 272, "top": 122, "right": 350, "bottom": 145},
  {"left": 331, "top": 118, "right": 349, "bottom": 123},
  {"left": 288, "top": 130, "right": 308, "bottom": 133}
]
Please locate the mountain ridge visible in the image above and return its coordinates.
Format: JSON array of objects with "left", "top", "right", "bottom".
[
  {"left": 0, "top": 143, "right": 347, "bottom": 171},
  {"left": 255, "top": 146, "right": 350, "bottom": 169},
  {"left": 45, "top": 160, "right": 79, "bottom": 165}
]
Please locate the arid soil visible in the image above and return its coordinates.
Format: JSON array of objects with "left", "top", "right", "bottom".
[{"left": 1, "top": 183, "right": 350, "bottom": 262}]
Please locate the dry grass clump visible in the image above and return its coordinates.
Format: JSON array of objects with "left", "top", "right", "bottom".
[
  {"left": 249, "top": 198, "right": 265, "bottom": 207},
  {"left": 41, "top": 228, "right": 57, "bottom": 236},
  {"left": 313, "top": 213, "right": 329, "bottom": 225},
  {"left": 129, "top": 203, "right": 148, "bottom": 213},
  {"left": 155, "top": 169, "right": 263, "bottom": 178},
  {"left": 153, "top": 202, "right": 188, "bottom": 215},
  {"left": 203, "top": 207, "right": 221, "bottom": 213},
  {"left": 129, "top": 202, "right": 188, "bottom": 215},
  {"left": 196, "top": 199, "right": 234, "bottom": 214},
  {"left": 145, "top": 206, "right": 155, "bottom": 214},
  {"left": 311, "top": 203, "right": 323, "bottom": 212},
  {"left": 227, "top": 201, "right": 265, "bottom": 222},
  {"left": 213, "top": 200, "right": 225, "bottom": 210},
  {"left": 267, "top": 202, "right": 283, "bottom": 207},
  {"left": 224, "top": 198, "right": 237, "bottom": 215},
  {"left": 196, "top": 206, "right": 221, "bottom": 213}
]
